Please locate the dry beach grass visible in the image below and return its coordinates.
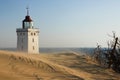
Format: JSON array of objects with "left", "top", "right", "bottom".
[{"left": 0, "top": 50, "right": 119, "bottom": 80}]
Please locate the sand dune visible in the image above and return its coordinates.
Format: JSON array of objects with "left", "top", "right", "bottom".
[{"left": 0, "top": 50, "right": 119, "bottom": 80}]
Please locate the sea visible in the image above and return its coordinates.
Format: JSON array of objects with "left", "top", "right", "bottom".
[{"left": 0, "top": 47, "right": 95, "bottom": 55}]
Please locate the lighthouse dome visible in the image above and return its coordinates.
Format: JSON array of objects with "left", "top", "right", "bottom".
[{"left": 23, "top": 15, "right": 32, "bottom": 22}]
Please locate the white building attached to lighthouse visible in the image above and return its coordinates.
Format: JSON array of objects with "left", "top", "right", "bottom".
[{"left": 16, "top": 8, "right": 39, "bottom": 53}]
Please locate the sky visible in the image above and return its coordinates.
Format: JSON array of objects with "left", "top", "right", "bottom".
[{"left": 1, "top": 0, "right": 120, "bottom": 48}]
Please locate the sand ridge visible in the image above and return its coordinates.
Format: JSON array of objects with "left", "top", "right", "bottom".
[{"left": 0, "top": 50, "right": 119, "bottom": 80}]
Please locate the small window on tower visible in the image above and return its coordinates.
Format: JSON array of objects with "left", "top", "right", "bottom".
[
  {"left": 34, "top": 33, "right": 36, "bottom": 35},
  {"left": 33, "top": 46, "right": 34, "bottom": 50},
  {"left": 31, "top": 33, "right": 33, "bottom": 36},
  {"left": 23, "top": 33, "right": 25, "bottom": 35},
  {"left": 32, "top": 38, "right": 34, "bottom": 42}
]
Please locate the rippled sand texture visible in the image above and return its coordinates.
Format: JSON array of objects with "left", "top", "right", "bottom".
[{"left": 0, "top": 50, "right": 119, "bottom": 80}]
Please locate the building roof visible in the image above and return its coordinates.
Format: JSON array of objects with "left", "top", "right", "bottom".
[{"left": 23, "top": 15, "right": 33, "bottom": 22}]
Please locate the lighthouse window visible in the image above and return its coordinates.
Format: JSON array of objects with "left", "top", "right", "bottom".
[
  {"left": 33, "top": 46, "right": 34, "bottom": 50},
  {"left": 23, "top": 33, "right": 25, "bottom": 35},
  {"left": 31, "top": 33, "right": 33, "bottom": 35},
  {"left": 24, "top": 22, "right": 30, "bottom": 28},
  {"left": 32, "top": 38, "right": 34, "bottom": 42}
]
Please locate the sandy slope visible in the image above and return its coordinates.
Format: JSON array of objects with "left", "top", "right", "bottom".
[{"left": 0, "top": 50, "right": 119, "bottom": 80}]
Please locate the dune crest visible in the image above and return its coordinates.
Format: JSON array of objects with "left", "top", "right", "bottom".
[
  {"left": 0, "top": 50, "right": 120, "bottom": 80},
  {"left": 0, "top": 50, "right": 92, "bottom": 80}
]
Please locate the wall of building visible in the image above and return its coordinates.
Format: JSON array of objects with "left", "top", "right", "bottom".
[
  {"left": 16, "top": 28, "right": 39, "bottom": 54},
  {"left": 17, "top": 31, "right": 28, "bottom": 52},
  {"left": 28, "top": 29, "right": 39, "bottom": 53}
]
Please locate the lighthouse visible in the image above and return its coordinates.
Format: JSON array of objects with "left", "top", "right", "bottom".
[{"left": 16, "top": 8, "right": 39, "bottom": 53}]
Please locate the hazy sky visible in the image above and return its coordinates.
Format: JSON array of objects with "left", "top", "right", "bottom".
[{"left": 1, "top": 0, "right": 120, "bottom": 48}]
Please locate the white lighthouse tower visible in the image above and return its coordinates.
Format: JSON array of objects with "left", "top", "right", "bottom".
[{"left": 16, "top": 8, "right": 39, "bottom": 53}]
